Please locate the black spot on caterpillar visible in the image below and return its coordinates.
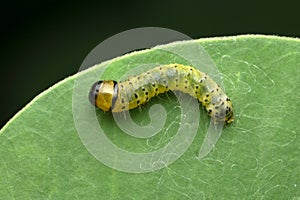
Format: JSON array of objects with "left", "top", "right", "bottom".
[{"left": 89, "top": 64, "right": 234, "bottom": 123}]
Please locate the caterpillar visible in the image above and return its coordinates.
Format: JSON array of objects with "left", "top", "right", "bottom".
[{"left": 89, "top": 64, "right": 234, "bottom": 123}]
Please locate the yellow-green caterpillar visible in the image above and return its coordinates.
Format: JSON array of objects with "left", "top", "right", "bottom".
[{"left": 89, "top": 64, "right": 234, "bottom": 123}]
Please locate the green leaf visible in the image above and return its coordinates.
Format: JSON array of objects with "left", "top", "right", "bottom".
[{"left": 1, "top": 35, "right": 299, "bottom": 199}]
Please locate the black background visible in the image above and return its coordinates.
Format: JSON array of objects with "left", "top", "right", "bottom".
[{"left": 1, "top": 0, "right": 299, "bottom": 127}]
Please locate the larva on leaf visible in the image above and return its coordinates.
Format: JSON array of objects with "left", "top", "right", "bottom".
[{"left": 89, "top": 64, "right": 234, "bottom": 124}]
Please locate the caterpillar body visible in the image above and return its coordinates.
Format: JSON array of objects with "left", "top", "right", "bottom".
[{"left": 89, "top": 64, "right": 234, "bottom": 123}]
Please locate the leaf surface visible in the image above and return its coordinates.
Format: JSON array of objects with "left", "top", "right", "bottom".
[{"left": 1, "top": 35, "right": 299, "bottom": 199}]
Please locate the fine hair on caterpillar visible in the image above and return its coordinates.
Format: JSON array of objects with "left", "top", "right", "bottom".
[{"left": 89, "top": 64, "right": 234, "bottom": 124}]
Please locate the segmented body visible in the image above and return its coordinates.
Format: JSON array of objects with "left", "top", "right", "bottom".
[{"left": 89, "top": 64, "right": 234, "bottom": 123}]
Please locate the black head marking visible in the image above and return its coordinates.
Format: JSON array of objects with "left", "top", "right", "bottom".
[{"left": 89, "top": 81, "right": 102, "bottom": 106}]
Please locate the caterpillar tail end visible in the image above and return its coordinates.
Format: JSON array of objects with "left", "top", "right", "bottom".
[{"left": 226, "top": 115, "right": 234, "bottom": 124}]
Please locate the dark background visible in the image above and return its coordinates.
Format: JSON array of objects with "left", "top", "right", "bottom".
[{"left": 1, "top": 0, "right": 299, "bottom": 127}]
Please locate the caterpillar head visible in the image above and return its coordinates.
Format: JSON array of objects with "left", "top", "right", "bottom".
[{"left": 89, "top": 80, "right": 117, "bottom": 111}]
